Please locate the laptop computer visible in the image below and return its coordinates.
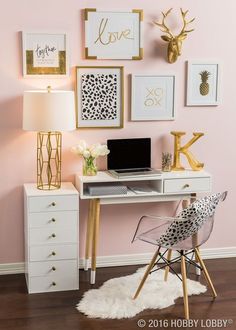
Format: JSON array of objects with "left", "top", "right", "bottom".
[{"left": 107, "top": 138, "right": 161, "bottom": 178}]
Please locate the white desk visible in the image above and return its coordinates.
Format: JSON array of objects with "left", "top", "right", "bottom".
[{"left": 75, "top": 170, "right": 212, "bottom": 284}]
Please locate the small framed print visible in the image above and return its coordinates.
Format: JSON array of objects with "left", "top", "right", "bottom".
[
  {"left": 84, "top": 9, "right": 143, "bottom": 60},
  {"left": 76, "top": 66, "right": 124, "bottom": 128},
  {"left": 22, "top": 31, "right": 68, "bottom": 77},
  {"left": 131, "top": 74, "right": 175, "bottom": 121},
  {"left": 186, "top": 60, "right": 220, "bottom": 106}
]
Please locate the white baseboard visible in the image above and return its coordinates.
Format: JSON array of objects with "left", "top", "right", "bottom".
[{"left": 1, "top": 247, "right": 236, "bottom": 275}]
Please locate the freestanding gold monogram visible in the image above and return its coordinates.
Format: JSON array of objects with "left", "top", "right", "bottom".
[
  {"left": 171, "top": 131, "right": 204, "bottom": 171},
  {"left": 94, "top": 18, "right": 134, "bottom": 46}
]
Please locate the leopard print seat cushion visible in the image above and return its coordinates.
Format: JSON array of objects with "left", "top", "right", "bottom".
[{"left": 156, "top": 193, "right": 222, "bottom": 248}]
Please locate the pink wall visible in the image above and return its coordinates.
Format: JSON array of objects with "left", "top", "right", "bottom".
[{"left": 0, "top": 0, "right": 236, "bottom": 263}]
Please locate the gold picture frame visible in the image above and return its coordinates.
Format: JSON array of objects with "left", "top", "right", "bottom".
[
  {"left": 75, "top": 66, "right": 124, "bottom": 129},
  {"left": 22, "top": 31, "right": 68, "bottom": 77},
  {"left": 84, "top": 9, "right": 143, "bottom": 60}
]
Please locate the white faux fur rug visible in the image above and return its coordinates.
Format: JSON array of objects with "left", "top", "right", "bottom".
[{"left": 77, "top": 267, "right": 206, "bottom": 319}]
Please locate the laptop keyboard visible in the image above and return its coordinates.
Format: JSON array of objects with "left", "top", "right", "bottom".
[{"left": 115, "top": 168, "right": 152, "bottom": 174}]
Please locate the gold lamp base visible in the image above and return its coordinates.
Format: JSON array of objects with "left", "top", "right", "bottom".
[{"left": 37, "top": 131, "right": 62, "bottom": 190}]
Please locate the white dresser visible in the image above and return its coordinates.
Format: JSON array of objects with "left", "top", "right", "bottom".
[{"left": 24, "top": 182, "right": 79, "bottom": 294}]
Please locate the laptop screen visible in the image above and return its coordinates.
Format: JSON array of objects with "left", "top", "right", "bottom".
[{"left": 107, "top": 138, "right": 151, "bottom": 170}]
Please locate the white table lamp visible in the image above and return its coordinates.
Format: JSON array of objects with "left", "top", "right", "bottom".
[{"left": 23, "top": 86, "right": 76, "bottom": 190}]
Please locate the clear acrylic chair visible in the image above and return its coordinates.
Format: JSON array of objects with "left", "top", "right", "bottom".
[{"left": 132, "top": 192, "right": 227, "bottom": 319}]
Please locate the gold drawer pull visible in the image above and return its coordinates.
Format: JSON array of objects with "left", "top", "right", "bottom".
[
  {"left": 182, "top": 184, "right": 190, "bottom": 189},
  {"left": 51, "top": 251, "right": 56, "bottom": 256},
  {"left": 52, "top": 266, "right": 56, "bottom": 271},
  {"left": 51, "top": 218, "right": 56, "bottom": 223},
  {"left": 52, "top": 282, "right": 56, "bottom": 286},
  {"left": 51, "top": 202, "right": 56, "bottom": 207},
  {"left": 50, "top": 233, "right": 56, "bottom": 238}
]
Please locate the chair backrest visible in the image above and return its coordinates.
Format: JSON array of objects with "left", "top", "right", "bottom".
[{"left": 157, "top": 192, "right": 227, "bottom": 249}]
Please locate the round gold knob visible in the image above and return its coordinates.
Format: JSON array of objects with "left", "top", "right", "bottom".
[
  {"left": 52, "top": 266, "right": 56, "bottom": 271},
  {"left": 51, "top": 233, "right": 56, "bottom": 238},
  {"left": 51, "top": 218, "right": 56, "bottom": 222},
  {"left": 51, "top": 202, "right": 56, "bottom": 206},
  {"left": 51, "top": 251, "right": 56, "bottom": 256},
  {"left": 52, "top": 282, "right": 56, "bottom": 286}
]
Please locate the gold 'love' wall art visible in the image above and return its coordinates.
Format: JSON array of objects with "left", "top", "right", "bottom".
[{"left": 84, "top": 9, "right": 143, "bottom": 60}]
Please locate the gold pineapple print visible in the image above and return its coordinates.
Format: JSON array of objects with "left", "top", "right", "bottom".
[{"left": 199, "top": 71, "right": 211, "bottom": 96}]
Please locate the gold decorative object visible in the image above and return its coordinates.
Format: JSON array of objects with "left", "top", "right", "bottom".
[
  {"left": 199, "top": 71, "right": 211, "bottom": 96},
  {"left": 37, "top": 131, "right": 62, "bottom": 190},
  {"left": 23, "top": 87, "right": 76, "bottom": 190},
  {"left": 171, "top": 131, "right": 204, "bottom": 171},
  {"left": 154, "top": 8, "right": 195, "bottom": 64},
  {"left": 162, "top": 152, "right": 172, "bottom": 172}
]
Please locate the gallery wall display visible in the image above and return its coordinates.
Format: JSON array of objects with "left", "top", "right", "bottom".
[
  {"left": 186, "top": 61, "right": 220, "bottom": 106},
  {"left": 22, "top": 32, "right": 68, "bottom": 76},
  {"left": 76, "top": 66, "right": 124, "bottom": 128},
  {"left": 84, "top": 8, "right": 143, "bottom": 60},
  {"left": 131, "top": 74, "right": 175, "bottom": 121}
]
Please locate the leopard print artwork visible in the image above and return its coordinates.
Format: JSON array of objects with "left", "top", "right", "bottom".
[
  {"left": 156, "top": 193, "right": 223, "bottom": 248},
  {"left": 81, "top": 74, "right": 117, "bottom": 121}
]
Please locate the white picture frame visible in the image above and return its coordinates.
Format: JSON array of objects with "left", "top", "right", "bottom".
[
  {"left": 76, "top": 66, "right": 124, "bottom": 129},
  {"left": 131, "top": 74, "right": 175, "bottom": 121},
  {"left": 186, "top": 60, "right": 220, "bottom": 106},
  {"left": 84, "top": 8, "right": 143, "bottom": 60},
  {"left": 22, "top": 31, "right": 69, "bottom": 77}
]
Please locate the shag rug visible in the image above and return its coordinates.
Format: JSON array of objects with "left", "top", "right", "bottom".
[{"left": 76, "top": 267, "right": 206, "bottom": 319}]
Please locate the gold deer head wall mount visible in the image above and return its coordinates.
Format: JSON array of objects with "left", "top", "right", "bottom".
[{"left": 154, "top": 8, "right": 195, "bottom": 64}]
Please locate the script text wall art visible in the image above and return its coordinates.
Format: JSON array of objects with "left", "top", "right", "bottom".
[{"left": 84, "top": 9, "right": 143, "bottom": 60}]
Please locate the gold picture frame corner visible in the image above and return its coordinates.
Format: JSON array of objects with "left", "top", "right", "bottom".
[
  {"left": 84, "top": 8, "right": 97, "bottom": 20},
  {"left": 85, "top": 47, "right": 97, "bottom": 60},
  {"left": 132, "top": 48, "right": 143, "bottom": 60},
  {"left": 132, "top": 9, "right": 143, "bottom": 21}
]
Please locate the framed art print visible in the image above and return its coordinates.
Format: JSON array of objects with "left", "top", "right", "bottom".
[
  {"left": 131, "top": 74, "right": 175, "bottom": 121},
  {"left": 76, "top": 66, "right": 124, "bottom": 128},
  {"left": 186, "top": 61, "right": 220, "bottom": 106},
  {"left": 22, "top": 32, "right": 68, "bottom": 77},
  {"left": 84, "top": 9, "right": 143, "bottom": 60}
]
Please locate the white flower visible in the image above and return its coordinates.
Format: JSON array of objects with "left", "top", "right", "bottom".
[
  {"left": 98, "top": 144, "right": 110, "bottom": 156},
  {"left": 83, "top": 149, "right": 91, "bottom": 158},
  {"left": 71, "top": 140, "right": 110, "bottom": 160}
]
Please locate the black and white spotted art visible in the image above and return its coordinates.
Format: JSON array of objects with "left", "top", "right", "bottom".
[{"left": 81, "top": 74, "right": 118, "bottom": 121}]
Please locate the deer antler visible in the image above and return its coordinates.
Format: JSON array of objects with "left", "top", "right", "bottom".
[
  {"left": 178, "top": 8, "right": 195, "bottom": 37},
  {"left": 154, "top": 8, "right": 174, "bottom": 38}
]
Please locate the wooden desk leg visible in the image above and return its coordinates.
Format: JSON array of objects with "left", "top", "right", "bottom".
[
  {"left": 91, "top": 198, "right": 100, "bottom": 285},
  {"left": 191, "top": 193, "right": 201, "bottom": 275},
  {"left": 84, "top": 200, "right": 95, "bottom": 271}
]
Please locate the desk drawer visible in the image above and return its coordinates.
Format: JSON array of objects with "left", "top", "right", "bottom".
[
  {"left": 29, "top": 226, "right": 77, "bottom": 245},
  {"left": 30, "top": 244, "right": 77, "bottom": 261},
  {"left": 28, "top": 195, "right": 78, "bottom": 213},
  {"left": 28, "top": 211, "right": 77, "bottom": 228},
  {"left": 163, "top": 177, "right": 211, "bottom": 194},
  {"left": 28, "top": 270, "right": 78, "bottom": 293}
]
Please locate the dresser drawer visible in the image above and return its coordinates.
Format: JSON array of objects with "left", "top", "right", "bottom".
[
  {"left": 163, "top": 177, "right": 211, "bottom": 194},
  {"left": 30, "top": 244, "right": 77, "bottom": 261},
  {"left": 28, "top": 211, "right": 77, "bottom": 228},
  {"left": 28, "top": 270, "right": 79, "bottom": 293},
  {"left": 29, "top": 259, "right": 78, "bottom": 277},
  {"left": 29, "top": 226, "right": 77, "bottom": 245},
  {"left": 28, "top": 195, "right": 78, "bottom": 213}
]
